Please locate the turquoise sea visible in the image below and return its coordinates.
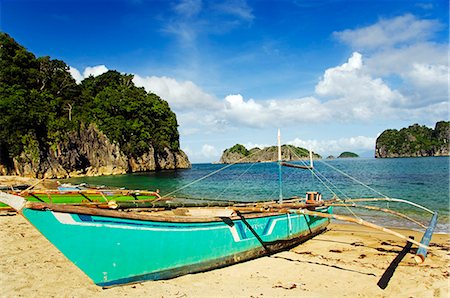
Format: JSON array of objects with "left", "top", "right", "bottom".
[{"left": 66, "top": 157, "right": 449, "bottom": 233}]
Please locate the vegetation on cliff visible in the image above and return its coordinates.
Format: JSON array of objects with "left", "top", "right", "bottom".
[
  {"left": 375, "top": 121, "right": 450, "bottom": 158},
  {"left": 225, "top": 144, "right": 250, "bottom": 157},
  {"left": 0, "top": 33, "right": 188, "bottom": 176},
  {"left": 338, "top": 152, "right": 359, "bottom": 158},
  {"left": 220, "top": 144, "right": 321, "bottom": 164}
]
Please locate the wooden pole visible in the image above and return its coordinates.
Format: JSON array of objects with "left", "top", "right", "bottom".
[
  {"left": 328, "top": 203, "right": 427, "bottom": 229},
  {"left": 277, "top": 129, "right": 283, "bottom": 204},
  {"left": 294, "top": 208, "right": 430, "bottom": 250}
]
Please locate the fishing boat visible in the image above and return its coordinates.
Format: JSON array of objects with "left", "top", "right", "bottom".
[{"left": 0, "top": 130, "right": 438, "bottom": 287}]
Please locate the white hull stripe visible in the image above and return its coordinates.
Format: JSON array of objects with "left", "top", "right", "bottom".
[
  {"left": 53, "top": 212, "right": 244, "bottom": 241},
  {"left": 52, "top": 212, "right": 304, "bottom": 242}
]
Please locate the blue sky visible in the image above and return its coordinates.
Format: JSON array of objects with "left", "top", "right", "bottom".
[{"left": 2, "top": 0, "right": 449, "bottom": 162}]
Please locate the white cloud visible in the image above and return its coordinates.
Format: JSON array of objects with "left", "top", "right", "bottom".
[
  {"left": 182, "top": 144, "right": 220, "bottom": 162},
  {"left": 223, "top": 94, "right": 330, "bottom": 127},
  {"left": 69, "top": 67, "right": 83, "bottom": 83},
  {"left": 174, "top": 0, "right": 202, "bottom": 18},
  {"left": 212, "top": 0, "right": 254, "bottom": 21},
  {"left": 69, "top": 65, "right": 109, "bottom": 83},
  {"left": 288, "top": 136, "right": 376, "bottom": 156},
  {"left": 333, "top": 14, "right": 448, "bottom": 112},
  {"left": 83, "top": 65, "right": 109, "bottom": 78},
  {"left": 365, "top": 43, "right": 447, "bottom": 77},
  {"left": 315, "top": 52, "right": 407, "bottom": 120},
  {"left": 334, "top": 14, "right": 441, "bottom": 49},
  {"left": 201, "top": 144, "right": 219, "bottom": 158},
  {"left": 133, "top": 75, "right": 221, "bottom": 110},
  {"left": 401, "top": 63, "right": 449, "bottom": 105}
]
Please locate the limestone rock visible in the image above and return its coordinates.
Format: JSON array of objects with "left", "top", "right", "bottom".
[
  {"left": 375, "top": 121, "right": 450, "bottom": 158},
  {"left": 2, "top": 124, "right": 190, "bottom": 178}
]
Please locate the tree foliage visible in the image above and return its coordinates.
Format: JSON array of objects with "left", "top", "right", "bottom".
[
  {"left": 376, "top": 122, "right": 449, "bottom": 156},
  {"left": 225, "top": 144, "right": 250, "bottom": 156},
  {"left": 0, "top": 33, "right": 181, "bottom": 168}
]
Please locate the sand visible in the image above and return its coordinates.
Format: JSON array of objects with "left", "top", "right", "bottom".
[
  {"left": 0, "top": 212, "right": 448, "bottom": 298},
  {"left": 0, "top": 176, "right": 58, "bottom": 190}
]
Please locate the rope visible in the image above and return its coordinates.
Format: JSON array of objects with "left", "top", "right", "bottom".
[
  {"left": 286, "top": 146, "right": 361, "bottom": 219},
  {"left": 159, "top": 147, "right": 266, "bottom": 200},
  {"left": 214, "top": 162, "right": 257, "bottom": 200},
  {"left": 317, "top": 159, "right": 434, "bottom": 214},
  {"left": 317, "top": 159, "right": 390, "bottom": 198}
]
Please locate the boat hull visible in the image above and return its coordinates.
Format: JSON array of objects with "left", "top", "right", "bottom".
[{"left": 22, "top": 206, "right": 331, "bottom": 287}]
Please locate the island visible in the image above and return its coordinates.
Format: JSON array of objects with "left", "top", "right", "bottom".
[
  {"left": 219, "top": 144, "right": 321, "bottom": 164},
  {"left": 337, "top": 152, "right": 359, "bottom": 158},
  {"left": 375, "top": 121, "right": 450, "bottom": 158},
  {"left": 0, "top": 33, "right": 190, "bottom": 178}
]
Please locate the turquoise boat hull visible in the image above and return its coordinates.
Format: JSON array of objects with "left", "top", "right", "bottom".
[{"left": 21, "top": 206, "right": 331, "bottom": 287}]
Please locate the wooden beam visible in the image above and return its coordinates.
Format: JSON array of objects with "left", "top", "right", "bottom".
[{"left": 294, "top": 209, "right": 429, "bottom": 250}]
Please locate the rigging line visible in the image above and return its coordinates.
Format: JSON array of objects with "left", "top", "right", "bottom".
[
  {"left": 159, "top": 146, "right": 266, "bottom": 200},
  {"left": 317, "top": 159, "right": 390, "bottom": 199},
  {"left": 314, "top": 170, "right": 351, "bottom": 200},
  {"left": 311, "top": 165, "right": 362, "bottom": 219},
  {"left": 286, "top": 147, "right": 341, "bottom": 199},
  {"left": 287, "top": 147, "right": 361, "bottom": 219},
  {"left": 342, "top": 198, "right": 434, "bottom": 214},
  {"left": 317, "top": 159, "right": 435, "bottom": 215},
  {"left": 214, "top": 162, "right": 258, "bottom": 201}
]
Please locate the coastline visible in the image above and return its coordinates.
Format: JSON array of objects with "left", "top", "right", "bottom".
[
  {"left": 1, "top": 214, "right": 448, "bottom": 297},
  {"left": 0, "top": 175, "right": 58, "bottom": 190}
]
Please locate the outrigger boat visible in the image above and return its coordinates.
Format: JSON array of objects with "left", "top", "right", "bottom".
[{"left": 0, "top": 130, "right": 438, "bottom": 287}]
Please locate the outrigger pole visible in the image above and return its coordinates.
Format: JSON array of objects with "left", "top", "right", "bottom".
[{"left": 277, "top": 129, "right": 283, "bottom": 204}]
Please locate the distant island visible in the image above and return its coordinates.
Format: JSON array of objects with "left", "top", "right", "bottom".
[
  {"left": 337, "top": 152, "right": 359, "bottom": 158},
  {"left": 375, "top": 121, "right": 449, "bottom": 158},
  {"left": 219, "top": 144, "right": 321, "bottom": 164},
  {"left": 0, "top": 33, "right": 190, "bottom": 178}
]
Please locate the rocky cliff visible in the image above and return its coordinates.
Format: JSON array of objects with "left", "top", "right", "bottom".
[
  {"left": 375, "top": 121, "right": 449, "bottom": 158},
  {"left": 0, "top": 124, "right": 190, "bottom": 178},
  {"left": 219, "top": 144, "right": 321, "bottom": 164}
]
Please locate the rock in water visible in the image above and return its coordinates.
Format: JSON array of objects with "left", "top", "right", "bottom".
[{"left": 375, "top": 121, "right": 449, "bottom": 158}]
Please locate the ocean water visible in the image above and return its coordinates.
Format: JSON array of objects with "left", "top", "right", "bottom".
[{"left": 66, "top": 157, "right": 449, "bottom": 233}]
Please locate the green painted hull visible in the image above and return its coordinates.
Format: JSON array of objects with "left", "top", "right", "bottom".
[
  {"left": 22, "top": 206, "right": 331, "bottom": 287},
  {"left": 0, "top": 193, "right": 158, "bottom": 208}
]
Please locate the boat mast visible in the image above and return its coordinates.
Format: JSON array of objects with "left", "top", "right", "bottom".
[{"left": 278, "top": 129, "right": 283, "bottom": 204}]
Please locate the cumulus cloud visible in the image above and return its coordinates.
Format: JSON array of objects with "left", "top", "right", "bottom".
[
  {"left": 315, "top": 52, "right": 407, "bottom": 120},
  {"left": 333, "top": 14, "right": 448, "bottom": 114},
  {"left": 69, "top": 67, "right": 83, "bottom": 83},
  {"left": 69, "top": 65, "right": 109, "bottom": 83},
  {"left": 182, "top": 144, "right": 220, "bottom": 162},
  {"left": 223, "top": 94, "right": 330, "bottom": 127},
  {"left": 201, "top": 144, "right": 219, "bottom": 158},
  {"left": 334, "top": 14, "right": 441, "bottom": 50},
  {"left": 133, "top": 75, "right": 221, "bottom": 110}
]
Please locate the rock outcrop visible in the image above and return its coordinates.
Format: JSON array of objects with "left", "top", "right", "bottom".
[
  {"left": 375, "top": 121, "right": 449, "bottom": 158},
  {"left": 1, "top": 124, "right": 190, "bottom": 178},
  {"left": 219, "top": 144, "right": 321, "bottom": 164}
]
